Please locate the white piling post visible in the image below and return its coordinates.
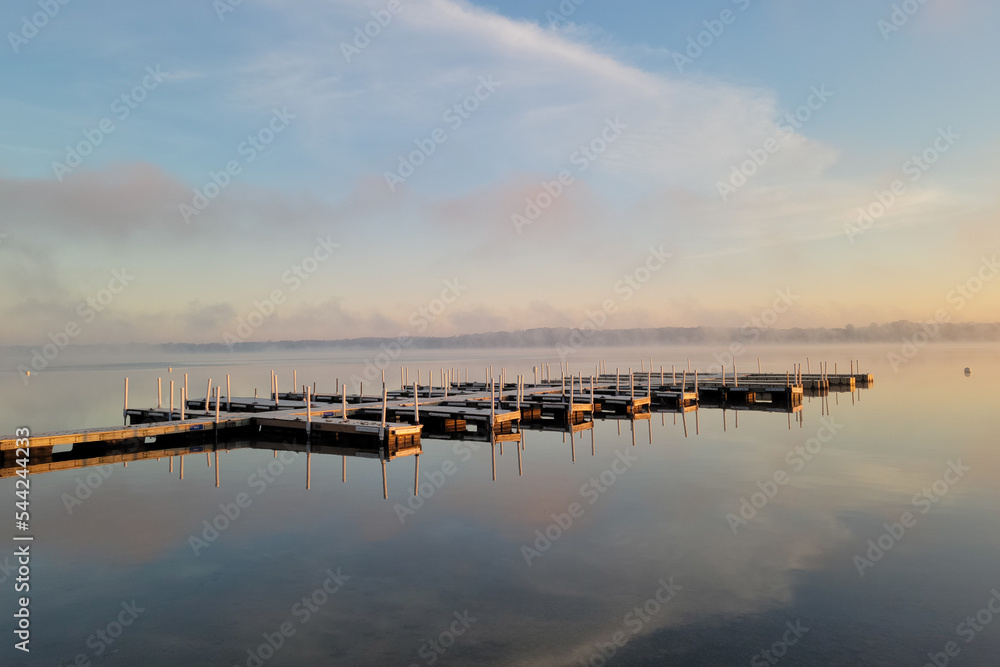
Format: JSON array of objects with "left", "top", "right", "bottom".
[
  {"left": 215, "top": 387, "right": 220, "bottom": 424},
  {"left": 184, "top": 373, "right": 189, "bottom": 403},
  {"left": 734, "top": 362, "right": 738, "bottom": 387},
  {"left": 758, "top": 357, "right": 762, "bottom": 373},
  {"left": 180, "top": 388, "right": 185, "bottom": 421},
  {"left": 413, "top": 381, "right": 419, "bottom": 424},
  {"left": 306, "top": 386, "right": 312, "bottom": 434},
  {"left": 157, "top": 378, "right": 162, "bottom": 409},
  {"left": 169, "top": 380, "right": 175, "bottom": 421},
  {"left": 206, "top": 378, "right": 212, "bottom": 412},
  {"left": 227, "top": 375, "right": 231, "bottom": 411},
  {"left": 380, "top": 382, "right": 387, "bottom": 440},
  {"left": 123, "top": 377, "right": 129, "bottom": 424},
  {"left": 293, "top": 370, "right": 297, "bottom": 393}
]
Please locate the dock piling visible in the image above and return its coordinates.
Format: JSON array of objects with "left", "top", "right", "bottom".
[
  {"left": 380, "top": 382, "right": 387, "bottom": 440},
  {"left": 414, "top": 381, "right": 419, "bottom": 423}
]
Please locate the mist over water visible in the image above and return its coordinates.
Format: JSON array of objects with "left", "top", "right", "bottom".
[{"left": 2, "top": 344, "right": 998, "bottom": 666}]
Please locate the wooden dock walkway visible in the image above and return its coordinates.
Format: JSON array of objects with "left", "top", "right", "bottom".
[{"left": 1, "top": 358, "right": 873, "bottom": 453}]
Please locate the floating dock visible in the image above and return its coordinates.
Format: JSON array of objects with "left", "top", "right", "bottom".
[{"left": 1, "top": 358, "right": 872, "bottom": 455}]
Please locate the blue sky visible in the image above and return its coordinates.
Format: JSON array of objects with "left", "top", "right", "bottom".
[{"left": 1, "top": 0, "right": 998, "bottom": 345}]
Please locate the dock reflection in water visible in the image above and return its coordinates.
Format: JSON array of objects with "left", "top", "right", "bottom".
[{"left": 2, "top": 347, "right": 998, "bottom": 666}]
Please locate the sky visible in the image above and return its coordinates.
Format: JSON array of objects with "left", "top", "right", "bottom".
[{"left": 1, "top": 0, "right": 999, "bottom": 346}]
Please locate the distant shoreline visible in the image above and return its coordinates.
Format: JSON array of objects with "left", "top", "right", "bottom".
[{"left": 4, "top": 321, "right": 1000, "bottom": 352}]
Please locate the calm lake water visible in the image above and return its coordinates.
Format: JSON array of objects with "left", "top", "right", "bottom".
[{"left": 1, "top": 344, "right": 998, "bottom": 666}]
